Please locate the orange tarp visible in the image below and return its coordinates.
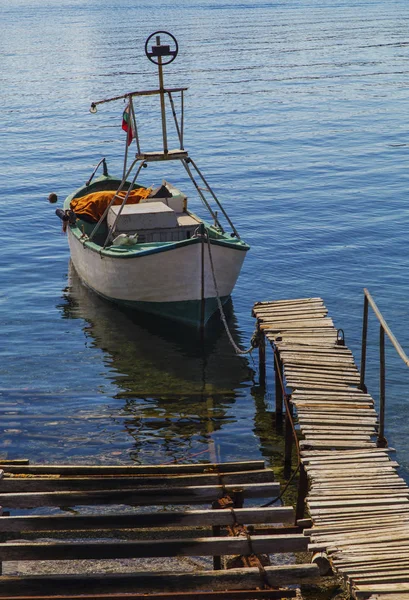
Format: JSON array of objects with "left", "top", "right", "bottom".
[{"left": 70, "top": 188, "right": 152, "bottom": 222}]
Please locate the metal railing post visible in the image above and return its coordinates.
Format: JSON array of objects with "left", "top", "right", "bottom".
[
  {"left": 378, "top": 325, "right": 387, "bottom": 448},
  {"left": 360, "top": 294, "right": 369, "bottom": 393}
]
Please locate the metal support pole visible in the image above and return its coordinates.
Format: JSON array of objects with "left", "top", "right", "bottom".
[
  {"left": 295, "top": 464, "right": 308, "bottom": 523},
  {"left": 258, "top": 324, "right": 266, "bottom": 388},
  {"left": 360, "top": 294, "right": 368, "bottom": 392},
  {"left": 378, "top": 325, "right": 387, "bottom": 448}
]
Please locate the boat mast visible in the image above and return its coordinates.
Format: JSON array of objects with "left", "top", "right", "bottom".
[
  {"left": 156, "top": 35, "right": 168, "bottom": 154},
  {"left": 89, "top": 32, "right": 242, "bottom": 239}
]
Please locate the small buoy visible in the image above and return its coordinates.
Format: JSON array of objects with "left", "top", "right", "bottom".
[{"left": 48, "top": 193, "right": 58, "bottom": 204}]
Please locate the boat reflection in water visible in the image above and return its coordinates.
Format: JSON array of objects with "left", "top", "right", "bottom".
[{"left": 61, "top": 263, "right": 256, "bottom": 464}]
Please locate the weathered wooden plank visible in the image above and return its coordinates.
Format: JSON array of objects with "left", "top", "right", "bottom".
[
  {"left": 261, "top": 318, "right": 334, "bottom": 330},
  {"left": 309, "top": 504, "right": 409, "bottom": 517},
  {"left": 0, "top": 591, "right": 299, "bottom": 600},
  {"left": 0, "top": 461, "right": 266, "bottom": 476},
  {"left": 308, "top": 497, "right": 409, "bottom": 510},
  {"left": 0, "top": 534, "right": 309, "bottom": 560},
  {"left": 286, "top": 372, "right": 360, "bottom": 383},
  {"left": 292, "top": 384, "right": 361, "bottom": 392},
  {"left": 284, "top": 363, "right": 359, "bottom": 374},
  {"left": 0, "top": 506, "right": 295, "bottom": 533},
  {"left": 293, "top": 389, "right": 371, "bottom": 396},
  {"left": 0, "top": 469, "right": 275, "bottom": 492},
  {"left": 354, "top": 573, "right": 409, "bottom": 585},
  {"left": 300, "top": 441, "right": 377, "bottom": 449},
  {"left": 294, "top": 400, "right": 375, "bottom": 407},
  {"left": 307, "top": 461, "right": 399, "bottom": 471},
  {"left": 254, "top": 298, "right": 324, "bottom": 307},
  {"left": 0, "top": 482, "right": 280, "bottom": 508},
  {"left": 298, "top": 416, "right": 378, "bottom": 425},
  {"left": 256, "top": 311, "right": 328, "bottom": 321},
  {"left": 302, "top": 451, "right": 393, "bottom": 463},
  {"left": 311, "top": 527, "right": 409, "bottom": 546},
  {"left": 0, "top": 564, "right": 319, "bottom": 596},
  {"left": 279, "top": 347, "right": 354, "bottom": 355},
  {"left": 301, "top": 447, "right": 394, "bottom": 457},
  {"left": 355, "top": 584, "right": 409, "bottom": 598},
  {"left": 307, "top": 468, "right": 399, "bottom": 479},
  {"left": 296, "top": 407, "right": 377, "bottom": 415}
]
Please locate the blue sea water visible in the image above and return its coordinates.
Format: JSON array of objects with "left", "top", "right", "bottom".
[{"left": 1, "top": 0, "right": 409, "bottom": 480}]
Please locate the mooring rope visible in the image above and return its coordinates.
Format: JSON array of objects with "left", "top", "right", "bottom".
[{"left": 204, "top": 231, "right": 258, "bottom": 355}]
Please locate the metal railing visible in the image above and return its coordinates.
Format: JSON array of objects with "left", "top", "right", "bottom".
[{"left": 360, "top": 287, "right": 409, "bottom": 448}]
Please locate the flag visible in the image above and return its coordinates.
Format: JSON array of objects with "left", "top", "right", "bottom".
[{"left": 122, "top": 103, "right": 134, "bottom": 146}]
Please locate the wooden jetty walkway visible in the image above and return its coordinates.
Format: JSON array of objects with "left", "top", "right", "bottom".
[
  {"left": 253, "top": 296, "right": 409, "bottom": 600},
  {"left": 0, "top": 459, "right": 319, "bottom": 599}
]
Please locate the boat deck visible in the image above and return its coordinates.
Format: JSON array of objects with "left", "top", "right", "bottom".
[{"left": 253, "top": 297, "right": 409, "bottom": 600}]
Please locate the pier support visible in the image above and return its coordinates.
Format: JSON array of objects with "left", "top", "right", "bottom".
[
  {"left": 295, "top": 463, "right": 308, "bottom": 523},
  {"left": 284, "top": 402, "right": 293, "bottom": 472},
  {"left": 258, "top": 325, "right": 266, "bottom": 388},
  {"left": 274, "top": 350, "right": 284, "bottom": 420}
]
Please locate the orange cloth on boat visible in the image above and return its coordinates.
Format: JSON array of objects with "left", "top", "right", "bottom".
[{"left": 70, "top": 188, "right": 152, "bottom": 222}]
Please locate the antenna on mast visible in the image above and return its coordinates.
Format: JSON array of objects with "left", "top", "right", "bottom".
[{"left": 145, "top": 31, "right": 179, "bottom": 155}]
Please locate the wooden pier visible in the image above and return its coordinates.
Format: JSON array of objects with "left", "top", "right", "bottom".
[
  {"left": 0, "top": 459, "right": 319, "bottom": 599},
  {"left": 253, "top": 297, "right": 409, "bottom": 600}
]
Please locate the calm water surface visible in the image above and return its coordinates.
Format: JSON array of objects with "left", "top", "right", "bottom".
[{"left": 1, "top": 0, "right": 409, "bottom": 482}]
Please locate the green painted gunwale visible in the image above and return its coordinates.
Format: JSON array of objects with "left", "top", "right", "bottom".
[{"left": 64, "top": 175, "right": 250, "bottom": 258}]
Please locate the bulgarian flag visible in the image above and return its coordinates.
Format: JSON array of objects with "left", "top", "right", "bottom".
[{"left": 122, "top": 103, "right": 134, "bottom": 146}]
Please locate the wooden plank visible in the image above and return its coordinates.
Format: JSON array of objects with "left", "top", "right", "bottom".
[
  {"left": 301, "top": 447, "right": 394, "bottom": 457},
  {"left": 254, "top": 298, "right": 324, "bottom": 307},
  {"left": 302, "top": 451, "right": 393, "bottom": 463},
  {"left": 0, "top": 469, "right": 275, "bottom": 492},
  {"left": 309, "top": 504, "right": 409, "bottom": 517},
  {"left": 0, "top": 461, "right": 266, "bottom": 476},
  {"left": 0, "top": 482, "right": 280, "bottom": 508},
  {"left": 0, "top": 506, "right": 295, "bottom": 533},
  {"left": 255, "top": 311, "right": 328, "bottom": 321},
  {"left": 261, "top": 320, "right": 334, "bottom": 330},
  {"left": 281, "top": 357, "right": 356, "bottom": 366},
  {"left": 0, "top": 591, "right": 299, "bottom": 600},
  {"left": 279, "top": 347, "right": 354, "bottom": 356},
  {"left": 354, "top": 573, "right": 409, "bottom": 585},
  {"left": 293, "top": 390, "right": 371, "bottom": 397},
  {"left": 284, "top": 363, "right": 359, "bottom": 373},
  {"left": 300, "top": 441, "right": 377, "bottom": 449},
  {"left": 0, "top": 534, "right": 309, "bottom": 560},
  {"left": 0, "top": 564, "right": 319, "bottom": 596},
  {"left": 307, "top": 461, "right": 399, "bottom": 471},
  {"left": 308, "top": 498, "right": 409, "bottom": 510},
  {"left": 355, "top": 584, "right": 409, "bottom": 597}
]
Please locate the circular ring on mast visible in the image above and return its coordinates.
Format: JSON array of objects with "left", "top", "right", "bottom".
[{"left": 145, "top": 31, "right": 179, "bottom": 65}]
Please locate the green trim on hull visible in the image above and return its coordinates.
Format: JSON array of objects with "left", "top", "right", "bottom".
[
  {"left": 82, "top": 281, "right": 230, "bottom": 327},
  {"left": 110, "top": 295, "right": 230, "bottom": 328}
]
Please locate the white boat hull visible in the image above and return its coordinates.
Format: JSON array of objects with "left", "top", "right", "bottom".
[{"left": 68, "top": 231, "right": 247, "bottom": 326}]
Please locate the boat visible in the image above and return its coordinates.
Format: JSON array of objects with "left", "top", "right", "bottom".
[{"left": 57, "top": 31, "right": 249, "bottom": 328}]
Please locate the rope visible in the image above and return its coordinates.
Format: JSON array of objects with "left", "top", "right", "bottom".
[{"left": 204, "top": 231, "right": 256, "bottom": 355}]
